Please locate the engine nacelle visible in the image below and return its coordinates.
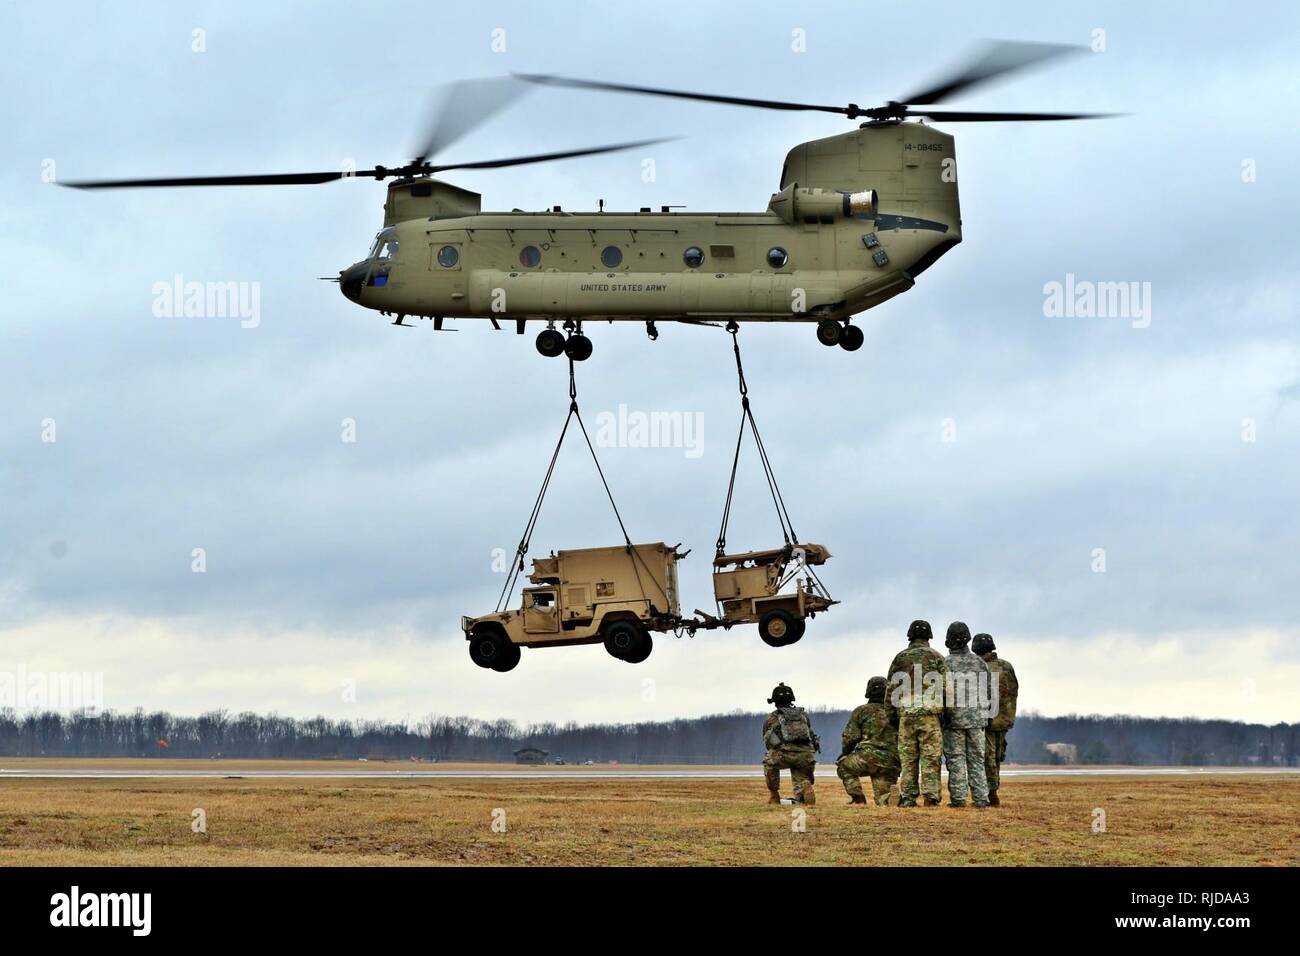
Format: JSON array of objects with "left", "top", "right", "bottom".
[{"left": 767, "top": 184, "right": 878, "bottom": 225}]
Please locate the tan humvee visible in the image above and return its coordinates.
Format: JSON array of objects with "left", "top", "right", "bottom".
[
  {"left": 702, "top": 544, "right": 834, "bottom": 647},
  {"left": 463, "top": 542, "right": 685, "bottom": 671}
]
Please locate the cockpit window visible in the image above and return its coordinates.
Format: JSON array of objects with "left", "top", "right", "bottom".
[{"left": 369, "top": 228, "right": 399, "bottom": 261}]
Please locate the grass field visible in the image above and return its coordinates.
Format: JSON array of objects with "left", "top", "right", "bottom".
[{"left": 1, "top": 761, "right": 1296, "bottom": 866}]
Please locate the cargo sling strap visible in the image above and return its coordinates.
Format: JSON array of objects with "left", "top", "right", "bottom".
[
  {"left": 715, "top": 322, "right": 800, "bottom": 558},
  {"left": 495, "top": 357, "right": 668, "bottom": 615}
]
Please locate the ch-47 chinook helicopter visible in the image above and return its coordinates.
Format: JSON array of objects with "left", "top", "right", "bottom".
[{"left": 64, "top": 41, "right": 1113, "bottom": 360}]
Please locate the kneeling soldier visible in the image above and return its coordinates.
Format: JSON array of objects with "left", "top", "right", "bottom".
[
  {"left": 837, "top": 676, "right": 901, "bottom": 806},
  {"left": 762, "top": 683, "right": 820, "bottom": 805}
]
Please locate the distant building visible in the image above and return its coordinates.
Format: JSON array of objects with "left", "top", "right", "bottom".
[
  {"left": 1044, "top": 742, "right": 1078, "bottom": 764},
  {"left": 513, "top": 747, "right": 549, "bottom": 765}
]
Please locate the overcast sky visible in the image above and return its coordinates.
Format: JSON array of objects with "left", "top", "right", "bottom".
[{"left": 2, "top": 2, "right": 1297, "bottom": 726}]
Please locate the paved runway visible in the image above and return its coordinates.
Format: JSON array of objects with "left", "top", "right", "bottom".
[{"left": 2, "top": 766, "right": 1296, "bottom": 780}]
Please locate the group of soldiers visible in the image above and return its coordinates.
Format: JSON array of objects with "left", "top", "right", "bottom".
[{"left": 762, "top": 620, "right": 1019, "bottom": 808}]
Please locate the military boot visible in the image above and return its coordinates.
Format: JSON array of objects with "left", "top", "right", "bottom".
[
  {"left": 767, "top": 792, "right": 782, "bottom": 805},
  {"left": 988, "top": 790, "right": 1000, "bottom": 807},
  {"left": 795, "top": 785, "right": 816, "bottom": 806},
  {"left": 922, "top": 795, "right": 942, "bottom": 807},
  {"left": 849, "top": 793, "right": 868, "bottom": 806}
]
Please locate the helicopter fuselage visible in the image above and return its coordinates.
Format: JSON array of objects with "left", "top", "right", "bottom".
[{"left": 340, "top": 122, "right": 962, "bottom": 339}]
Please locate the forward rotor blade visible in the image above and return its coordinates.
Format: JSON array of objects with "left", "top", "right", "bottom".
[
  {"left": 411, "top": 76, "right": 531, "bottom": 166},
  {"left": 907, "top": 109, "right": 1120, "bottom": 122},
  {"left": 60, "top": 169, "right": 379, "bottom": 189},
  {"left": 429, "top": 137, "right": 675, "bottom": 174},
  {"left": 516, "top": 73, "right": 855, "bottom": 116},
  {"left": 901, "top": 40, "right": 1084, "bottom": 105}
]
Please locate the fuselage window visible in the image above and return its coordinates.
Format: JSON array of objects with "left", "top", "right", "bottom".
[
  {"left": 767, "top": 247, "right": 789, "bottom": 269},
  {"left": 600, "top": 245, "right": 623, "bottom": 268},
  {"left": 437, "top": 245, "right": 459, "bottom": 268},
  {"left": 519, "top": 245, "right": 542, "bottom": 268},
  {"left": 683, "top": 246, "right": 705, "bottom": 269}
]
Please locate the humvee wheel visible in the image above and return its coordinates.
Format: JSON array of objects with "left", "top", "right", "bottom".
[
  {"left": 564, "top": 333, "right": 593, "bottom": 362},
  {"left": 536, "top": 329, "right": 566, "bottom": 358},
  {"left": 469, "top": 630, "right": 509, "bottom": 668},
  {"left": 839, "top": 324, "right": 864, "bottom": 352},
  {"left": 816, "top": 319, "right": 842, "bottom": 347},
  {"left": 490, "top": 640, "right": 522, "bottom": 672},
  {"left": 759, "top": 609, "right": 798, "bottom": 647},
  {"left": 602, "top": 620, "right": 644, "bottom": 660},
  {"left": 624, "top": 631, "right": 653, "bottom": 664}
]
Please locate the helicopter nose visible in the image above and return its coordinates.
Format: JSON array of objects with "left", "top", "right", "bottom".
[{"left": 339, "top": 262, "right": 366, "bottom": 303}]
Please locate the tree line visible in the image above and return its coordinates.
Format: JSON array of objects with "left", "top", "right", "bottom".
[{"left": 1, "top": 707, "right": 1295, "bottom": 765}]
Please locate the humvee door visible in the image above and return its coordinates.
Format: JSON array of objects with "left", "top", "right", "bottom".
[{"left": 522, "top": 586, "right": 560, "bottom": 634}]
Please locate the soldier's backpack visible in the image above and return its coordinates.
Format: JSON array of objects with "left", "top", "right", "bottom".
[{"left": 777, "top": 706, "right": 813, "bottom": 745}]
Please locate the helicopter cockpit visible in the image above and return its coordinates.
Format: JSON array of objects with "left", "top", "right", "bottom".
[{"left": 368, "top": 227, "right": 399, "bottom": 263}]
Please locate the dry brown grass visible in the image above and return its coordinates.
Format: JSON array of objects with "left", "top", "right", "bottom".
[{"left": 0, "top": 764, "right": 1295, "bottom": 866}]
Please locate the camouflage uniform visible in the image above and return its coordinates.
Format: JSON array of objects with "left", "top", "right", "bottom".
[
  {"left": 763, "top": 705, "right": 820, "bottom": 803},
  {"left": 976, "top": 636, "right": 1018, "bottom": 800},
  {"left": 942, "top": 631, "right": 990, "bottom": 807},
  {"left": 836, "top": 680, "right": 900, "bottom": 805},
  {"left": 887, "top": 622, "right": 947, "bottom": 806}
]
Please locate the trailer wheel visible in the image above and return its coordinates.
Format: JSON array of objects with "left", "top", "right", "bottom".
[
  {"left": 490, "top": 640, "right": 522, "bottom": 672},
  {"left": 469, "top": 630, "right": 509, "bottom": 668},
  {"left": 602, "top": 620, "right": 643, "bottom": 661},
  {"left": 624, "top": 631, "right": 653, "bottom": 664},
  {"left": 759, "top": 609, "right": 798, "bottom": 647}
]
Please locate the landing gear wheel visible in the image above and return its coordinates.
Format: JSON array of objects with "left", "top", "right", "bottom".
[
  {"left": 564, "top": 333, "right": 593, "bottom": 362},
  {"left": 816, "top": 319, "right": 842, "bottom": 347},
  {"left": 469, "top": 630, "right": 509, "bottom": 669},
  {"left": 536, "top": 328, "right": 565, "bottom": 358},
  {"left": 603, "top": 620, "right": 644, "bottom": 661},
  {"left": 839, "top": 324, "right": 864, "bottom": 352},
  {"left": 490, "top": 640, "right": 521, "bottom": 673},
  {"left": 787, "top": 618, "right": 806, "bottom": 644},
  {"left": 759, "top": 609, "right": 799, "bottom": 647},
  {"left": 624, "top": 631, "right": 653, "bottom": 664}
]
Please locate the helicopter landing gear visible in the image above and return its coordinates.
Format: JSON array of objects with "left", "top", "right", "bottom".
[
  {"left": 535, "top": 328, "right": 566, "bottom": 358},
  {"left": 816, "top": 319, "right": 842, "bottom": 347},
  {"left": 559, "top": 320, "right": 592, "bottom": 361},
  {"left": 839, "top": 323, "right": 864, "bottom": 352}
]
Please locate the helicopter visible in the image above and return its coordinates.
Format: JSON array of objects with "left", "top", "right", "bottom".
[{"left": 64, "top": 42, "right": 1114, "bottom": 361}]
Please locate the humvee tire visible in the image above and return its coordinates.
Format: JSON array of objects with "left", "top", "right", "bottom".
[
  {"left": 469, "top": 628, "right": 510, "bottom": 668},
  {"left": 624, "top": 631, "right": 653, "bottom": 664},
  {"left": 490, "top": 640, "right": 522, "bottom": 672},
  {"left": 602, "top": 619, "right": 645, "bottom": 661},
  {"left": 759, "top": 609, "right": 799, "bottom": 647}
]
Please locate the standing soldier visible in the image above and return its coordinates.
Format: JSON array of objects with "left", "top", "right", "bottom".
[
  {"left": 941, "top": 622, "right": 990, "bottom": 808},
  {"left": 887, "top": 620, "right": 947, "bottom": 807},
  {"left": 973, "top": 632, "right": 1018, "bottom": 806},
  {"left": 836, "top": 676, "right": 901, "bottom": 806},
  {"left": 762, "top": 683, "right": 820, "bottom": 805}
]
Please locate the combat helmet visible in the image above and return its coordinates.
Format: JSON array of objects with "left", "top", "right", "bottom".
[
  {"left": 767, "top": 682, "right": 796, "bottom": 706},
  {"left": 906, "top": 620, "right": 933, "bottom": 642},
  {"left": 945, "top": 621, "right": 972, "bottom": 649},
  {"left": 866, "top": 676, "right": 889, "bottom": 701},
  {"left": 972, "top": 633, "right": 996, "bottom": 655}
]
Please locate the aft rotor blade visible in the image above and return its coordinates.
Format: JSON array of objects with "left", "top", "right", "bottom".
[
  {"left": 907, "top": 109, "right": 1120, "bottom": 122},
  {"left": 429, "top": 137, "right": 675, "bottom": 173},
  {"left": 516, "top": 73, "right": 856, "bottom": 117},
  {"left": 60, "top": 169, "right": 381, "bottom": 189},
  {"left": 901, "top": 40, "right": 1084, "bottom": 105},
  {"left": 410, "top": 76, "right": 531, "bottom": 166}
]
